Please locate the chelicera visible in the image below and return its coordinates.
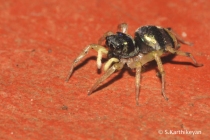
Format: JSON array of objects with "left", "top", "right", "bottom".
[{"left": 66, "top": 23, "right": 203, "bottom": 105}]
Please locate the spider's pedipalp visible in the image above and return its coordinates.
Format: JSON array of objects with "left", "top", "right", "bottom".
[
  {"left": 104, "top": 58, "right": 119, "bottom": 71},
  {"left": 66, "top": 44, "right": 108, "bottom": 82},
  {"left": 97, "top": 48, "right": 108, "bottom": 69}
]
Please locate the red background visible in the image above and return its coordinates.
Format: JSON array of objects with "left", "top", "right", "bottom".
[{"left": 0, "top": 0, "right": 210, "bottom": 139}]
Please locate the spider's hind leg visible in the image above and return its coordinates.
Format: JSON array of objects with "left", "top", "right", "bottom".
[
  {"left": 66, "top": 44, "right": 108, "bottom": 82},
  {"left": 167, "top": 28, "right": 193, "bottom": 46},
  {"left": 165, "top": 46, "right": 203, "bottom": 67}
]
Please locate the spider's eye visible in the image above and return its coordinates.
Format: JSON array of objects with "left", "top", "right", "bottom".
[{"left": 109, "top": 43, "right": 114, "bottom": 49}]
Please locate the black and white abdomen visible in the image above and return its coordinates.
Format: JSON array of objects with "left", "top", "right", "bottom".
[{"left": 134, "top": 26, "right": 176, "bottom": 54}]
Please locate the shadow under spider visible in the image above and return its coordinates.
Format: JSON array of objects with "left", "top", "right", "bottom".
[
  {"left": 70, "top": 54, "right": 199, "bottom": 94},
  {"left": 69, "top": 56, "right": 97, "bottom": 76}
]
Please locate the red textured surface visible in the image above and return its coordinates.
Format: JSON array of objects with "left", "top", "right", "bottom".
[{"left": 0, "top": 0, "right": 210, "bottom": 139}]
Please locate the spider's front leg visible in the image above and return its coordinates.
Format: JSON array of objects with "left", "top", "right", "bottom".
[
  {"left": 98, "top": 31, "right": 114, "bottom": 45},
  {"left": 98, "top": 23, "right": 128, "bottom": 45},
  {"left": 88, "top": 62, "right": 124, "bottom": 95},
  {"left": 117, "top": 23, "right": 128, "bottom": 34},
  {"left": 66, "top": 44, "right": 108, "bottom": 82}
]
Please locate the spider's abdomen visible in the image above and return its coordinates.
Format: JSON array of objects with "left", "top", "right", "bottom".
[{"left": 134, "top": 26, "right": 176, "bottom": 54}]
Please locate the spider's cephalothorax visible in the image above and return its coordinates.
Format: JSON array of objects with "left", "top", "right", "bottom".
[
  {"left": 105, "top": 32, "right": 139, "bottom": 59},
  {"left": 66, "top": 23, "right": 203, "bottom": 105}
]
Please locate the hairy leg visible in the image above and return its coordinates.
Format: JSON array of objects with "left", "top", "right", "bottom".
[
  {"left": 66, "top": 44, "right": 108, "bottom": 82},
  {"left": 126, "top": 58, "right": 143, "bottom": 105},
  {"left": 135, "top": 66, "right": 142, "bottom": 105},
  {"left": 153, "top": 52, "right": 168, "bottom": 101},
  {"left": 98, "top": 31, "right": 114, "bottom": 45},
  {"left": 167, "top": 28, "right": 193, "bottom": 46},
  {"left": 88, "top": 62, "right": 124, "bottom": 95},
  {"left": 166, "top": 46, "right": 203, "bottom": 67},
  {"left": 98, "top": 23, "right": 128, "bottom": 45},
  {"left": 117, "top": 23, "right": 128, "bottom": 34}
]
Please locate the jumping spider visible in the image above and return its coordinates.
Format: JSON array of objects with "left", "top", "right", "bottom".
[{"left": 66, "top": 23, "right": 203, "bottom": 105}]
